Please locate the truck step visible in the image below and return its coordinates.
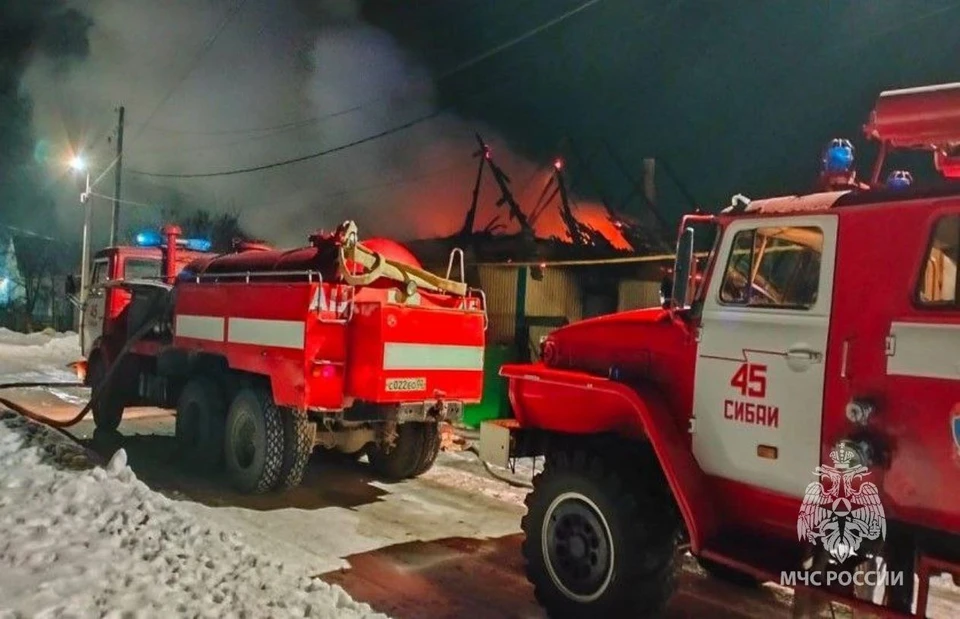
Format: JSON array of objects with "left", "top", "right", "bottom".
[{"left": 698, "top": 527, "right": 806, "bottom": 583}]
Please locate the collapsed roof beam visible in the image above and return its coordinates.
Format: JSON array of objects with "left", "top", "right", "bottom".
[{"left": 475, "top": 133, "right": 534, "bottom": 237}]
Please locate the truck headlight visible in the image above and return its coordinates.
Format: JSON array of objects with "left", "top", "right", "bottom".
[{"left": 540, "top": 336, "right": 558, "bottom": 365}]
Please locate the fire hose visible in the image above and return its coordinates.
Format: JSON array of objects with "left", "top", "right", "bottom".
[
  {"left": 464, "top": 445, "right": 534, "bottom": 489},
  {"left": 0, "top": 296, "right": 165, "bottom": 429}
]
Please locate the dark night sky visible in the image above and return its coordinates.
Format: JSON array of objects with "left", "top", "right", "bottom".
[
  {"left": 4, "top": 0, "right": 960, "bottom": 247},
  {"left": 364, "top": 0, "right": 960, "bottom": 208}
]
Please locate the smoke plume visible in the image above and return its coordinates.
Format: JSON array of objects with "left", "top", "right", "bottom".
[
  {"left": 0, "top": 1, "right": 91, "bottom": 230},
  {"left": 22, "top": 0, "right": 623, "bottom": 249}
]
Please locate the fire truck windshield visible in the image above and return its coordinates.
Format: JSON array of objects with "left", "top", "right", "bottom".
[
  {"left": 719, "top": 226, "right": 823, "bottom": 309},
  {"left": 124, "top": 257, "right": 161, "bottom": 281}
]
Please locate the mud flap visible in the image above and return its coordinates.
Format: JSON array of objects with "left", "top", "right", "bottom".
[{"left": 479, "top": 420, "right": 512, "bottom": 469}]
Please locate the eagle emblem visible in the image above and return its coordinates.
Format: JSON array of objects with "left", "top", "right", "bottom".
[{"left": 797, "top": 442, "right": 886, "bottom": 563}]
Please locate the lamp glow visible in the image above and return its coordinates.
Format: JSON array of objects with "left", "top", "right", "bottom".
[{"left": 69, "top": 156, "right": 87, "bottom": 172}]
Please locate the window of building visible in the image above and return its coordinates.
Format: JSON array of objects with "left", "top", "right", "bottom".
[
  {"left": 124, "top": 258, "right": 161, "bottom": 281},
  {"left": 917, "top": 215, "right": 959, "bottom": 307},
  {"left": 719, "top": 226, "right": 824, "bottom": 309}
]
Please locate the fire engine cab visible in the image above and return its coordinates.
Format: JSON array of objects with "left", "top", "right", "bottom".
[
  {"left": 481, "top": 82, "right": 960, "bottom": 616},
  {"left": 77, "top": 221, "right": 486, "bottom": 494}
]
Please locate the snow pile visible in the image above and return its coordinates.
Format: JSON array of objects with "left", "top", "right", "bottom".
[
  {"left": 0, "top": 328, "right": 79, "bottom": 384},
  {"left": 0, "top": 419, "right": 388, "bottom": 619},
  {"left": 0, "top": 327, "right": 79, "bottom": 361}
]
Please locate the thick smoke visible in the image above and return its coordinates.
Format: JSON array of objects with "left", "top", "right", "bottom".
[
  {"left": 23, "top": 0, "right": 622, "bottom": 248},
  {"left": 0, "top": 1, "right": 91, "bottom": 230}
]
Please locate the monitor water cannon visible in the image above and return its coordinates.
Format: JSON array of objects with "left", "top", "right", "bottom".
[{"left": 863, "top": 81, "right": 960, "bottom": 182}]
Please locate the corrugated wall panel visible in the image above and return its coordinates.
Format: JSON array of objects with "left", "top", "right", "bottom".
[
  {"left": 478, "top": 266, "right": 663, "bottom": 344},
  {"left": 477, "top": 266, "right": 517, "bottom": 345},
  {"left": 525, "top": 268, "right": 582, "bottom": 322},
  {"left": 618, "top": 279, "right": 661, "bottom": 311}
]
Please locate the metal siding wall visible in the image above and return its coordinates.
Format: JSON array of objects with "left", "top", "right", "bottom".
[
  {"left": 525, "top": 268, "right": 582, "bottom": 322},
  {"left": 477, "top": 266, "right": 517, "bottom": 345},
  {"left": 617, "top": 279, "right": 662, "bottom": 311},
  {"left": 478, "top": 265, "right": 666, "bottom": 344},
  {"left": 477, "top": 265, "right": 583, "bottom": 346}
]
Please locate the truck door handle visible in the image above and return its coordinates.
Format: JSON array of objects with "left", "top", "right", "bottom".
[{"left": 786, "top": 347, "right": 822, "bottom": 362}]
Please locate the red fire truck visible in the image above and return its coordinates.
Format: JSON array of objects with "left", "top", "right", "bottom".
[
  {"left": 77, "top": 221, "right": 486, "bottom": 493},
  {"left": 480, "top": 82, "right": 960, "bottom": 616}
]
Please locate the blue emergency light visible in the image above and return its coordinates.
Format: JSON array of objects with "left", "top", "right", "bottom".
[
  {"left": 886, "top": 169, "right": 913, "bottom": 190},
  {"left": 136, "top": 230, "right": 163, "bottom": 247},
  {"left": 184, "top": 238, "right": 213, "bottom": 252},
  {"left": 135, "top": 229, "right": 212, "bottom": 251},
  {"left": 823, "top": 138, "right": 855, "bottom": 174}
]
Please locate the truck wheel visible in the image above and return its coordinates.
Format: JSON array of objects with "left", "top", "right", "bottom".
[
  {"left": 89, "top": 355, "right": 124, "bottom": 433},
  {"left": 696, "top": 557, "right": 760, "bottom": 588},
  {"left": 223, "top": 388, "right": 283, "bottom": 494},
  {"left": 175, "top": 378, "right": 226, "bottom": 471},
  {"left": 522, "top": 449, "right": 679, "bottom": 618},
  {"left": 368, "top": 423, "right": 426, "bottom": 481},
  {"left": 411, "top": 422, "right": 441, "bottom": 477},
  {"left": 278, "top": 409, "right": 313, "bottom": 489}
]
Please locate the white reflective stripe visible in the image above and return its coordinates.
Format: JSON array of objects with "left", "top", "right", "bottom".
[
  {"left": 175, "top": 315, "right": 224, "bottom": 341},
  {"left": 383, "top": 343, "right": 484, "bottom": 371},
  {"left": 228, "top": 318, "right": 305, "bottom": 349},
  {"left": 887, "top": 322, "right": 960, "bottom": 380}
]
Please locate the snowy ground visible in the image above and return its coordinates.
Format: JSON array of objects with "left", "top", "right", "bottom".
[
  {"left": 2, "top": 328, "right": 959, "bottom": 618},
  {"left": 0, "top": 327, "right": 79, "bottom": 385},
  {"left": 0, "top": 415, "right": 385, "bottom": 618}
]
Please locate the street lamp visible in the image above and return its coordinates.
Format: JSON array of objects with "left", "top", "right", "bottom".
[{"left": 70, "top": 156, "right": 93, "bottom": 308}]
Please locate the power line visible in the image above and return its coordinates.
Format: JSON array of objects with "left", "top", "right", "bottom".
[
  {"left": 88, "top": 0, "right": 250, "bottom": 190},
  {"left": 128, "top": 108, "right": 445, "bottom": 178},
  {"left": 134, "top": 121, "right": 324, "bottom": 156},
  {"left": 142, "top": 106, "right": 361, "bottom": 137},
  {"left": 435, "top": 0, "right": 601, "bottom": 81},
  {"left": 87, "top": 192, "right": 161, "bottom": 209},
  {"left": 127, "top": 0, "right": 603, "bottom": 178},
  {"left": 237, "top": 160, "right": 476, "bottom": 213},
  {"left": 0, "top": 224, "right": 61, "bottom": 243},
  {"left": 134, "top": 0, "right": 251, "bottom": 138},
  {"left": 137, "top": 0, "right": 600, "bottom": 141}
]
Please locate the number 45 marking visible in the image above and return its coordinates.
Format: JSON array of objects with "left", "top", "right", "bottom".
[{"left": 731, "top": 363, "right": 767, "bottom": 398}]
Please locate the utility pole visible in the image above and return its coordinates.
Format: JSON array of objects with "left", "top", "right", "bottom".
[{"left": 110, "top": 105, "right": 125, "bottom": 246}]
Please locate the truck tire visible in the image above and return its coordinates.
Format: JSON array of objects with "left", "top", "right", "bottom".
[
  {"left": 175, "top": 378, "right": 226, "bottom": 471},
  {"left": 278, "top": 409, "right": 313, "bottom": 489},
  {"left": 223, "top": 388, "right": 284, "bottom": 494},
  {"left": 368, "top": 422, "right": 426, "bottom": 481},
  {"left": 522, "top": 448, "right": 679, "bottom": 618},
  {"left": 696, "top": 557, "right": 760, "bottom": 588},
  {"left": 411, "top": 422, "right": 441, "bottom": 477},
  {"left": 89, "top": 355, "right": 124, "bottom": 433}
]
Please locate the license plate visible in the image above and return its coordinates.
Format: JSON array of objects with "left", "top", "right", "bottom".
[{"left": 385, "top": 377, "right": 426, "bottom": 392}]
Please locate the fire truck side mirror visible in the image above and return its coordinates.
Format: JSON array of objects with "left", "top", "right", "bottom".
[
  {"left": 65, "top": 274, "right": 78, "bottom": 296},
  {"left": 659, "top": 275, "right": 673, "bottom": 308},
  {"left": 671, "top": 227, "right": 695, "bottom": 309}
]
